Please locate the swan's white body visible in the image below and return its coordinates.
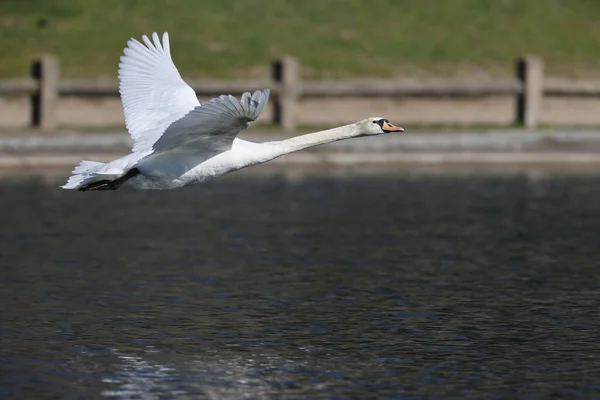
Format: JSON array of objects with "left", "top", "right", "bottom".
[{"left": 62, "top": 32, "right": 404, "bottom": 191}]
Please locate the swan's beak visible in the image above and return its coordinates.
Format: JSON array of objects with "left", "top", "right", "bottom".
[{"left": 382, "top": 121, "right": 405, "bottom": 133}]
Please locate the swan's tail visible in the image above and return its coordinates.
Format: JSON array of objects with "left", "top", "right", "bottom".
[
  {"left": 61, "top": 160, "right": 139, "bottom": 191},
  {"left": 62, "top": 160, "right": 106, "bottom": 190}
]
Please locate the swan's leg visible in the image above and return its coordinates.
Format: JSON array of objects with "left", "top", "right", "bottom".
[
  {"left": 78, "top": 168, "right": 141, "bottom": 192},
  {"left": 79, "top": 179, "right": 117, "bottom": 191}
]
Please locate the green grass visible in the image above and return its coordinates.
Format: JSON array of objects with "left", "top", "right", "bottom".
[{"left": 1, "top": 0, "right": 600, "bottom": 79}]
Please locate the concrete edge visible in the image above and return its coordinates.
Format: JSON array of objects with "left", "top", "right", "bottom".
[
  {"left": 2, "top": 130, "right": 600, "bottom": 152},
  {"left": 3, "top": 151, "right": 600, "bottom": 169}
]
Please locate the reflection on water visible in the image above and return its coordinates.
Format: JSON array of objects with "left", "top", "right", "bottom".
[
  {"left": 102, "top": 348, "right": 308, "bottom": 399},
  {"left": 1, "top": 169, "right": 600, "bottom": 398}
]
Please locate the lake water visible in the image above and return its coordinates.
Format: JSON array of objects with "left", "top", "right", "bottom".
[{"left": 1, "top": 169, "right": 600, "bottom": 399}]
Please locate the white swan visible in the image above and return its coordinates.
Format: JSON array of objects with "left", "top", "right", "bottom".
[{"left": 62, "top": 32, "right": 405, "bottom": 191}]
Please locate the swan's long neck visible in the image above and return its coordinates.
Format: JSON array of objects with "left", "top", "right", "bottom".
[{"left": 271, "top": 123, "right": 361, "bottom": 156}]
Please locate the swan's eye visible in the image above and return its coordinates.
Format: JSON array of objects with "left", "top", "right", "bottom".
[{"left": 372, "top": 120, "right": 378, "bottom": 124}]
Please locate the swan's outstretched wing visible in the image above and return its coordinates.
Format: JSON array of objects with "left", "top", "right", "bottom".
[
  {"left": 151, "top": 89, "right": 270, "bottom": 154},
  {"left": 119, "top": 32, "right": 200, "bottom": 153}
]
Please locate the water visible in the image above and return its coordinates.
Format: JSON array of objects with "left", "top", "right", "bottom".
[{"left": 1, "top": 169, "right": 600, "bottom": 399}]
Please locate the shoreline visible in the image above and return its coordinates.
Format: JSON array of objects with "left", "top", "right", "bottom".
[{"left": 2, "top": 130, "right": 600, "bottom": 170}]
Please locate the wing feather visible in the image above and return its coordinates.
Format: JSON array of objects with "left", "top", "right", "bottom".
[
  {"left": 118, "top": 31, "right": 270, "bottom": 157},
  {"left": 151, "top": 89, "right": 270, "bottom": 154},
  {"left": 118, "top": 32, "right": 200, "bottom": 153}
]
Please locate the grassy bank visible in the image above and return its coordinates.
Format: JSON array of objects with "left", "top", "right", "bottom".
[{"left": 1, "top": 0, "right": 600, "bottom": 79}]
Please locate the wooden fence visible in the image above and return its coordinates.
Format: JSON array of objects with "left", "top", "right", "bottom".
[{"left": 1, "top": 54, "right": 600, "bottom": 131}]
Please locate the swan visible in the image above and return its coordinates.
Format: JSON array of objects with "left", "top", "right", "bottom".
[{"left": 62, "top": 32, "right": 405, "bottom": 191}]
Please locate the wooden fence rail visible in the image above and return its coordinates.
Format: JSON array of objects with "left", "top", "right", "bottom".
[{"left": 0, "top": 54, "right": 599, "bottom": 131}]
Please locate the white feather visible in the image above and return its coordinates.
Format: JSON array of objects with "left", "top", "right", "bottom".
[{"left": 118, "top": 32, "right": 200, "bottom": 153}]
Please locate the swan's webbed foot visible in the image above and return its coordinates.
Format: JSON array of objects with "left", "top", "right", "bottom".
[
  {"left": 78, "top": 180, "right": 119, "bottom": 191},
  {"left": 78, "top": 168, "right": 141, "bottom": 192}
]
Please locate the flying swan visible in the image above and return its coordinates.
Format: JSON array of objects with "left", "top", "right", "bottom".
[{"left": 62, "top": 32, "right": 405, "bottom": 191}]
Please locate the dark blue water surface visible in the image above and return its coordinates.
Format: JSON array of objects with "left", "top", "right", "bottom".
[{"left": 1, "top": 169, "right": 600, "bottom": 399}]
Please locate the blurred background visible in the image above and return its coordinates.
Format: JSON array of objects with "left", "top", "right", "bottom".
[
  {"left": 2, "top": 0, "right": 600, "bottom": 130},
  {"left": 2, "top": 1, "right": 600, "bottom": 398}
]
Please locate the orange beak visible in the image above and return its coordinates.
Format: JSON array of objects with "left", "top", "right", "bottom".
[{"left": 382, "top": 121, "right": 405, "bottom": 132}]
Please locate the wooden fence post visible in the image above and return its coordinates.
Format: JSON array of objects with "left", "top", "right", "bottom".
[
  {"left": 516, "top": 55, "right": 544, "bottom": 129},
  {"left": 272, "top": 56, "right": 300, "bottom": 131},
  {"left": 31, "top": 54, "right": 59, "bottom": 131}
]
